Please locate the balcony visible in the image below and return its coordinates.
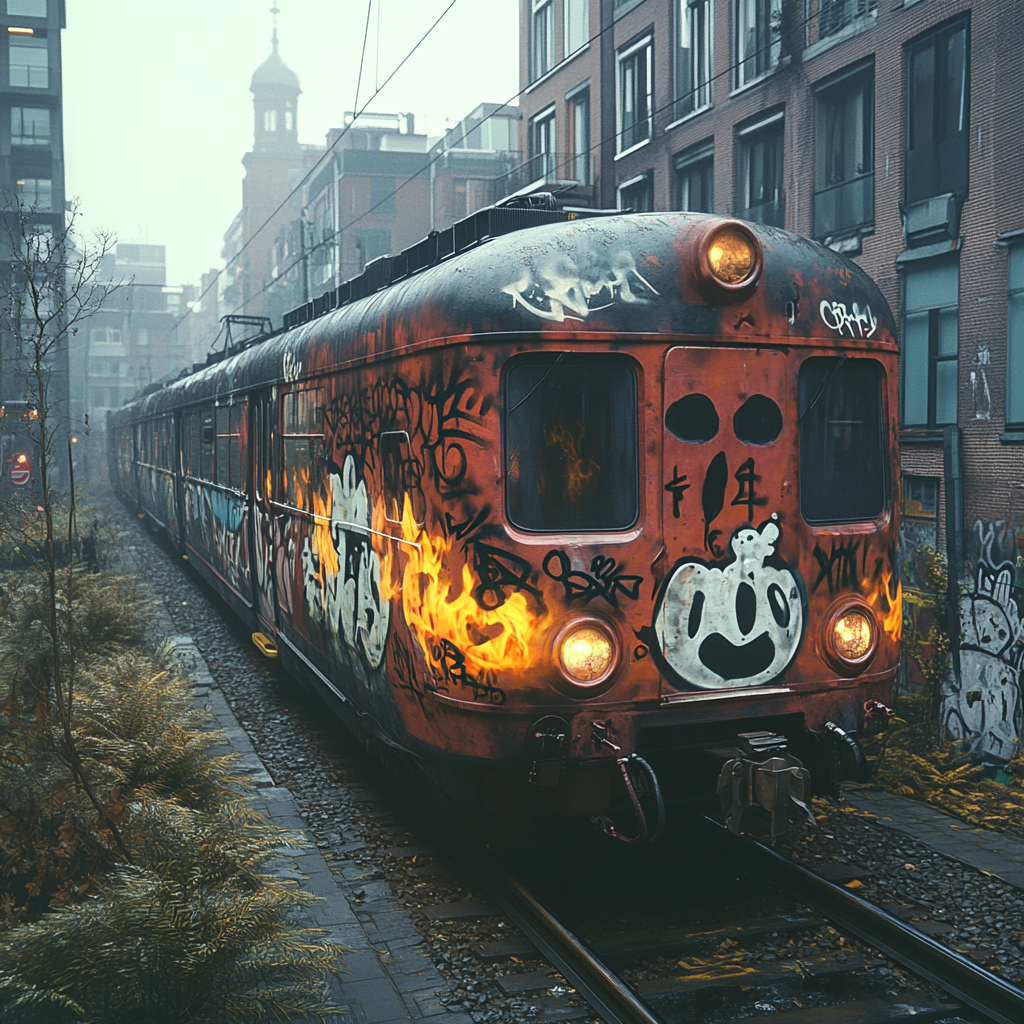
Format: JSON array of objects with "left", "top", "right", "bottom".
[
  {"left": 808, "top": 0, "right": 877, "bottom": 47},
  {"left": 814, "top": 173, "right": 873, "bottom": 240},
  {"left": 491, "top": 152, "right": 593, "bottom": 203}
]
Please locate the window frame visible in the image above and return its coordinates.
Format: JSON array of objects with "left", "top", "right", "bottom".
[
  {"left": 674, "top": 0, "right": 713, "bottom": 121},
  {"left": 1007, "top": 245, "right": 1024, "bottom": 428},
  {"left": 901, "top": 259, "right": 959, "bottom": 429},
  {"left": 531, "top": 0, "right": 554, "bottom": 81},
  {"left": 674, "top": 139, "right": 714, "bottom": 212},
  {"left": 530, "top": 104, "right": 557, "bottom": 182},
  {"left": 734, "top": 0, "right": 781, "bottom": 91},
  {"left": 616, "top": 33, "right": 653, "bottom": 155},
  {"left": 8, "top": 34, "right": 47, "bottom": 89},
  {"left": 570, "top": 87, "right": 590, "bottom": 184},
  {"left": 618, "top": 171, "right": 654, "bottom": 213},
  {"left": 735, "top": 110, "right": 785, "bottom": 227},
  {"left": 278, "top": 386, "right": 324, "bottom": 511},
  {"left": 813, "top": 60, "right": 874, "bottom": 241},
  {"left": 564, "top": 0, "right": 589, "bottom": 59},
  {"left": 905, "top": 15, "right": 970, "bottom": 205},
  {"left": 807, "top": 0, "right": 878, "bottom": 50}
]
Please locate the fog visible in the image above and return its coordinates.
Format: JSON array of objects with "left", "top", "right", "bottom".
[{"left": 62, "top": 0, "right": 519, "bottom": 288}]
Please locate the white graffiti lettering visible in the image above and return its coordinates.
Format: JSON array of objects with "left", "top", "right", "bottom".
[
  {"left": 283, "top": 351, "right": 303, "bottom": 383},
  {"left": 819, "top": 299, "right": 878, "bottom": 338},
  {"left": 503, "top": 249, "right": 658, "bottom": 323},
  {"left": 301, "top": 455, "right": 390, "bottom": 670}
]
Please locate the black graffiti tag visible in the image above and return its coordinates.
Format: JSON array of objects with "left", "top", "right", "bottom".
[
  {"left": 731, "top": 457, "right": 768, "bottom": 522},
  {"left": 813, "top": 539, "right": 862, "bottom": 594},
  {"left": 443, "top": 505, "right": 491, "bottom": 543},
  {"left": 390, "top": 634, "right": 445, "bottom": 711},
  {"left": 543, "top": 550, "right": 643, "bottom": 608},
  {"left": 702, "top": 452, "right": 728, "bottom": 557},
  {"left": 664, "top": 465, "right": 690, "bottom": 519},
  {"left": 434, "top": 638, "right": 506, "bottom": 704},
  {"left": 471, "top": 541, "right": 539, "bottom": 610}
]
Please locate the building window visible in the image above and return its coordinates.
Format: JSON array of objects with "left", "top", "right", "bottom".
[
  {"left": 902, "top": 259, "right": 958, "bottom": 428},
  {"left": 617, "top": 35, "right": 653, "bottom": 153},
  {"left": 530, "top": 106, "right": 557, "bottom": 182},
  {"left": 1007, "top": 247, "right": 1024, "bottom": 425},
  {"left": 565, "top": 0, "right": 588, "bottom": 57},
  {"left": 531, "top": 0, "right": 554, "bottom": 80},
  {"left": 90, "top": 327, "right": 124, "bottom": 352},
  {"left": 814, "top": 62, "right": 873, "bottom": 240},
  {"left": 263, "top": 109, "right": 277, "bottom": 132},
  {"left": 354, "top": 229, "right": 391, "bottom": 272},
  {"left": 808, "top": 0, "right": 877, "bottom": 47},
  {"left": 675, "top": 141, "right": 713, "bottom": 212},
  {"left": 736, "top": 111, "right": 784, "bottom": 227},
  {"left": 9, "top": 36, "right": 47, "bottom": 88},
  {"left": 674, "top": 0, "right": 713, "bottom": 120},
  {"left": 136, "top": 328, "right": 150, "bottom": 348},
  {"left": 901, "top": 476, "right": 938, "bottom": 518},
  {"left": 11, "top": 105, "right": 49, "bottom": 145},
  {"left": 618, "top": 172, "right": 653, "bottom": 213},
  {"left": 15, "top": 176, "right": 51, "bottom": 211},
  {"left": 370, "top": 176, "right": 396, "bottom": 215},
  {"left": 735, "top": 0, "right": 780, "bottom": 89},
  {"left": 7, "top": 0, "right": 47, "bottom": 16},
  {"left": 571, "top": 89, "right": 590, "bottom": 184},
  {"left": 906, "top": 17, "right": 968, "bottom": 205},
  {"left": 285, "top": 109, "right": 294, "bottom": 130},
  {"left": 465, "top": 179, "right": 490, "bottom": 215}
]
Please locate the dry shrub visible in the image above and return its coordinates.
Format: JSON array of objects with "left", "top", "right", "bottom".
[{"left": 0, "top": 802, "right": 346, "bottom": 1023}]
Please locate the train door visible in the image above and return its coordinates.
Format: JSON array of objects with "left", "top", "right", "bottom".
[{"left": 249, "top": 388, "right": 278, "bottom": 632}]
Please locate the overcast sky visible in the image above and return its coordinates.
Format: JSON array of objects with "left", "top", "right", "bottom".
[{"left": 63, "top": 0, "right": 519, "bottom": 287}]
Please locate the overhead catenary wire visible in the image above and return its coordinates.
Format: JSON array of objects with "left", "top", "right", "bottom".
[
  {"left": 168, "top": 0, "right": 461, "bottom": 342},
  {"left": 231, "top": 2, "right": 830, "bottom": 320}
]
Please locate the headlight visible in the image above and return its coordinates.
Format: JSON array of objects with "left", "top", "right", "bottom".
[
  {"left": 823, "top": 601, "right": 877, "bottom": 673},
  {"left": 554, "top": 619, "right": 618, "bottom": 694},
  {"left": 833, "top": 611, "right": 873, "bottom": 661},
  {"left": 699, "top": 222, "right": 763, "bottom": 294}
]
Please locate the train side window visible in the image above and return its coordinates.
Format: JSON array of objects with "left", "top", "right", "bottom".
[
  {"left": 201, "top": 411, "right": 214, "bottom": 481},
  {"left": 188, "top": 412, "right": 201, "bottom": 477},
  {"left": 230, "top": 402, "right": 247, "bottom": 491},
  {"left": 799, "top": 357, "right": 886, "bottom": 523},
  {"left": 505, "top": 355, "right": 639, "bottom": 531},
  {"left": 215, "top": 407, "right": 231, "bottom": 487},
  {"left": 281, "top": 387, "right": 323, "bottom": 509}
]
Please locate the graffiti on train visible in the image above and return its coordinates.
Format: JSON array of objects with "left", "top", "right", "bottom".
[
  {"left": 652, "top": 518, "right": 804, "bottom": 690},
  {"left": 183, "top": 479, "right": 248, "bottom": 593},
  {"left": 503, "top": 247, "right": 659, "bottom": 323},
  {"left": 300, "top": 455, "right": 390, "bottom": 670},
  {"left": 819, "top": 300, "right": 878, "bottom": 339},
  {"left": 942, "top": 520, "right": 1024, "bottom": 765}
]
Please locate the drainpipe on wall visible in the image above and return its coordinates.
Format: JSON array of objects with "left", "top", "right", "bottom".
[{"left": 943, "top": 424, "right": 963, "bottom": 683}]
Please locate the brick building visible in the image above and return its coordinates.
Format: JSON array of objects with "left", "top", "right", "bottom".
[{"left": 517, "top": 0, "right": 1024, "bottom": 598}]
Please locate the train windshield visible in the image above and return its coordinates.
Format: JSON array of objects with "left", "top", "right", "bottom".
[
  {"left": 798, "top": 357, "right": 886, "bottom": 523},
  {"left": 505, "top": 354, "right": 638, "bottom": 531}
]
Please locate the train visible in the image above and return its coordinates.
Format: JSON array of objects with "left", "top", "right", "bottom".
[{"left": 109, "top": 203, "right": 901, "bottom": 843}]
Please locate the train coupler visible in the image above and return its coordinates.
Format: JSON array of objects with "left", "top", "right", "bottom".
[
  {"left": 593, "top": 753, "right": 665, "bottom": 846},
  {"left": 715, "top": 732, "right": 815, "bottom": 842}
]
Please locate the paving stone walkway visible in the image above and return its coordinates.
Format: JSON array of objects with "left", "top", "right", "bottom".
[
  {"left": 153, "top": 614, "right": 468, "bottom": 1024},
  {"left": 842, "top": 784, "right": 1024, "bottom": 890}
]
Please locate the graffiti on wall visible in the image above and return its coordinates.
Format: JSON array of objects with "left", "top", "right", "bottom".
[
  {"left": 942, "top": 520, "right": 1024, "bottom": 765},
  {"left": 651, "top": 518, "right": 804, "bottom": 690}
]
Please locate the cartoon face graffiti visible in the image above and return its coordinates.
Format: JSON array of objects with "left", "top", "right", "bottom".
[{"left": 654, "top": 520, "right": 804, "bottom": 690}]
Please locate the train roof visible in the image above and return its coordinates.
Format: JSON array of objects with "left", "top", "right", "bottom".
[{"left": 115, "top": 208, "right": 897, "bottom": 422}]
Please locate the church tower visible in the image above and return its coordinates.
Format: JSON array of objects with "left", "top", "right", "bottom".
[{"left": 250, "top": 19, "right": 301, "bottom": 156}]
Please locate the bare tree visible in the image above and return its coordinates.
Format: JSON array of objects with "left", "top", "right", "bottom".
[{"left": 0, "top": 198, "right": 130, "bottom": 858}]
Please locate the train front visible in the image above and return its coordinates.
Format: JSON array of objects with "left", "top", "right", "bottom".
[{"left": 365, "top": 212, "right": 899, "bottom": 839}]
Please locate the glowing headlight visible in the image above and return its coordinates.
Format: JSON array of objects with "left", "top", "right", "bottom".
[
  {"left": 832, "top": 610, "right": 874, "bottom": 662},
  {"left": 558, "top": 624, "right": 615, "bottom": 687},
  {"left": 706, "top": 225, "right": 759, "bottom": 286}
]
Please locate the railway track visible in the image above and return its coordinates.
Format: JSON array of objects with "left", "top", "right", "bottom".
[{"left": 470, "top": 817, "right": 1024, "bottom": 1024}]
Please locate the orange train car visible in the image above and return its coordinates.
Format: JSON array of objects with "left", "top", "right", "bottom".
[{"left": 109, "top": 206, "right": 900, "bottom": 841}]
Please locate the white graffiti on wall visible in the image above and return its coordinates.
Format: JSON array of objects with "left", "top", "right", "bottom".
[
  {"left": 942, "top": 522, "right": 1024, "bottom": 765},
  {"left": 971, "top": 345, "right": 992, "bottom": 421},
  {"left": 503, "top": 249, "right": 659, "bottom": 322},
  {"left": 654, "top": 519, "right": 804, "bottom": 690},
  {"left": 301, "top": 455, "right": 390, "bottom": 670},
  {"left": 819, "top": 300, "right": 878, "bottom": 339}
]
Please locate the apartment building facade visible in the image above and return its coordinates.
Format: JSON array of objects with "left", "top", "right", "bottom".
[{"left": 518, "top": 0, "right": 1024, "bottom": 601}]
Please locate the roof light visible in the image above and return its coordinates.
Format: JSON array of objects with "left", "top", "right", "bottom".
[
  {"left": 8, "top": 27, "right": 34, "bottom": 35},
  {"left": 696, "top": 220, "right": 763, "bottom": 299}
]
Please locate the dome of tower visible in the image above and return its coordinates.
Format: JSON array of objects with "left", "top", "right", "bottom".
[{"left": 250, "top": 41, "right": 300, "bottom": 93}]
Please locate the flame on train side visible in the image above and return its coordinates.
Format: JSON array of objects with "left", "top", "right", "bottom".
[{"left": 376, "top": 497, "right": 549, "bottom": 675}]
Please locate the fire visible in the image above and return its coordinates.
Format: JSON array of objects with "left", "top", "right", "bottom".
[
  {"left": 867, "top": 566, "right": 903, "bottom": 643},
  {"left": 544, "top": 421, "right": 599, "bottom": 503},
  {"left": 375, "top": 496, "right": 549, "bottom": 675}
]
